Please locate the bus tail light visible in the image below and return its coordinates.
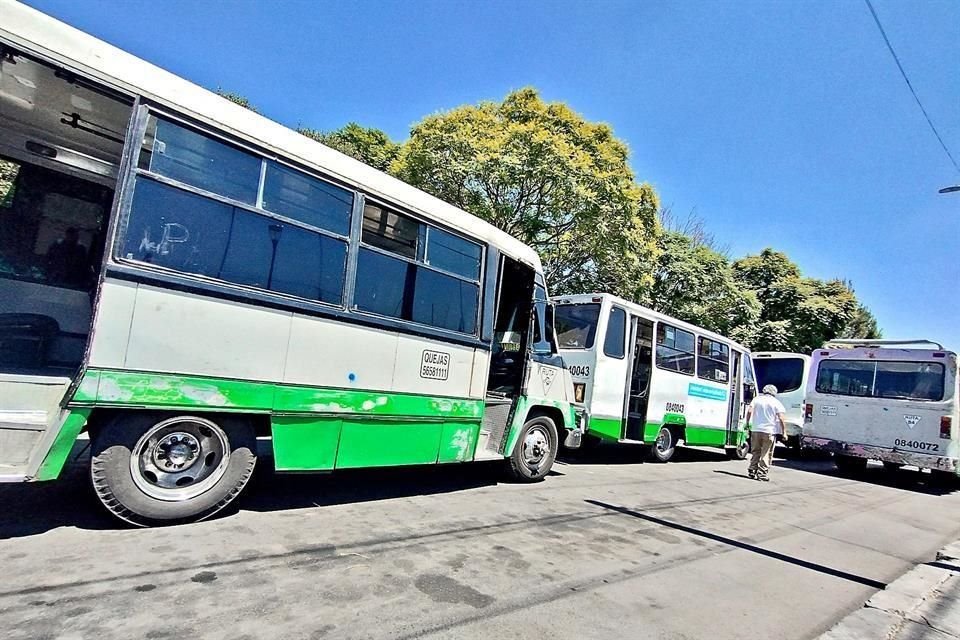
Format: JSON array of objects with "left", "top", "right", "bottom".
[
  {"left": 804, "top": 404, "right": 814, "bottom": 423},
  {"left": 941, "top": 416, "right": 952, "bottom": 439},
  {"left": 574, "top": 383, "right": 586, "bottom": 403}
]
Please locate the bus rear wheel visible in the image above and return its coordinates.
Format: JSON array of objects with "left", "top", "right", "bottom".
[
  {"left": 727, "top": 435, "right": 750, "bottom": 460},
  {"left": 90, "top": 412, "right": 257, "bottom": 527},
  {"left": 507, "top": 415, "right": 558, "bottom": 482},
  {"left": 649, "top": 426, "right": 677, "bottom": 463}
]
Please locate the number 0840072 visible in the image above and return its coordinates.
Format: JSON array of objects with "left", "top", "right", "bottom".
[{"left": 894, "top": 438, "right": 939, "bottom": 452}]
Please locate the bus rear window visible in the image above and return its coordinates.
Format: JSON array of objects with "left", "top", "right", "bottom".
[
  {"left": 554, "top": 304, "right": 600, "bottom": 350},
  {"left": 816, "top": 360, "right": 945, "bottom": 401},
  {"left": 754, "top": 358, "right": 805, "bottom": 394}
]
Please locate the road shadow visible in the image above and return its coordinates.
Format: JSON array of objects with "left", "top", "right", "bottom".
[
  {"left": 773, "top": 456, "right": 959, "bottom": 496},
  {"left": 0, "top": 446, "right": 116, "bottom": 539},
  {"left": 559, "top": 441, "right": 731, "bottom": 466},
  {"left": 0, "top": 442, "right": 507, "bottom": 539},
  {"left": 586, "top": 499, "right": 888, "bottom": 589},
  {"left": 240, "top": 457, "right": 503, "bottom": 515}
]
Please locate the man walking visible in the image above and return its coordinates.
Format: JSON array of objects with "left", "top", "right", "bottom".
[{"left": 745, "top": 384, "right": 787, "bottom": 481}]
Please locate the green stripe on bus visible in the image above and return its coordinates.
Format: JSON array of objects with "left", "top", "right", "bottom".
[
  {"left": 682, "top": 426, "right": 727, "bottom": 447},
  {"left": 74, "top": 369, "right": 483, "bottom": 420},
  {"left": 35, "top": 409, "right": 90, "bottom": 481},
  {"left": 588, "top": 416, "right": 622, "bottom": 441}
]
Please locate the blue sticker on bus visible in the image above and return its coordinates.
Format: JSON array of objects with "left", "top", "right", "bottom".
[{"left": 688, "top": 383, "right": 728, "bottom": 402}]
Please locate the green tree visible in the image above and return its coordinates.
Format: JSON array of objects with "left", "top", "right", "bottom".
[
  {"left": 392, "top": 88, "right": 660, "bottom": 297},
  {"left": 298, "top": 123, "right": 400, "bottom": 172},
  {"left": 646, "top": 230, "right": 759, "bottom": 344},
  {"left": 215, "top": 88, "right": 259, "bottom": 114},
  {"left": 0, "top": 159, "right": 17, "bottom": 207},
  {"left": 732, "top": 248, "right": 874, "bottom": 352},
  {"left": 839, "top": 303, "right": 883, "bottom": 340}
]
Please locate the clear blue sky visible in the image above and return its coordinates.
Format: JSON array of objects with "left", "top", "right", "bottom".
[{"left": 24, "top": 0, "right": 960, "bottom": 350}]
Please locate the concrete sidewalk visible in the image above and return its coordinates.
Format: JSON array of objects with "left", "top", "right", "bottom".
[{"left": 821, "top": 542, "right": 960, "bottom": 639}]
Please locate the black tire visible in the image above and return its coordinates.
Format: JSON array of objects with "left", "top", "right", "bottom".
[
  {"left": 507, "top": 415, "right": 558, "bottom": 482},
  {"left": 882, "top": 461, "right": 903, "bottom": 472},
  {"left": 931, "top": 470, "right": 958, "bottom": 488},
  {"left": 727, "top": 434, "right": 750, "bottom": 460},
  {"left": 90, "top": 412, "right": 257, "bottom": 527},
  {"left": 787, "top": 435, "right": 802, "bottom": 450},
  {"left": 834, "top": 454, "right": 867, "bottom": 475},
  {"left": 649, "top": 426, "right": 677, "bottom": 463}
]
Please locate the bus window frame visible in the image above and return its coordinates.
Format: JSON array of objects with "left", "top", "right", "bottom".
[
  {"left": 109, "top": 102, "right": 493, "bottom": 349},
  {"left": 654, "top": 321, "right": 696, "bottom": 377}
]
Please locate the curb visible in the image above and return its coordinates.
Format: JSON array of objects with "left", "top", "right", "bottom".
[{"left": 820, "top": 542, "right": 960, "bottom": 639}]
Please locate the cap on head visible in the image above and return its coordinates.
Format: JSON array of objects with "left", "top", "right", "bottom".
[{"left": 762, "top": 384, "right": 778, "bottom": 396}]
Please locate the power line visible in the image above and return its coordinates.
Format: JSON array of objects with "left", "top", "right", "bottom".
[{"left": 863, "top": 0, "right": 960, "bottom": 175}]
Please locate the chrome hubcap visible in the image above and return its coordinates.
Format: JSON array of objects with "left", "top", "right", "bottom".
[
  {"left": 523, "top": 425, "right": 550, "bottom": 468},
  {"left": 154, "top": 432, "right": 200, "bottom": 471},
  {"left": 130, "top": 416, "right": 230, "bottom": 502},
  {"left": 656, "top": 429, "right": 671, "bottom": 452}
]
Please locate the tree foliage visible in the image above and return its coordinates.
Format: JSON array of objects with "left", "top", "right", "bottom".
[
  {"left": 392, "top": 88, "right": 660, "bottom": 298},
  {"left": 731, "top": 249, "right": 872, "bottom": 352},
  {"left": 215, "top": 88, "right": 259, "bottom": 113},
  {"left": 646, "top": 230, "right": 759, "bottom": 344},
  {"left": 298, "top": 123, "right": 400, "bottom": 172}
]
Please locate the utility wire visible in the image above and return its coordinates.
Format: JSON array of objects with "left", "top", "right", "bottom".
[{"left": 863, "top": 0, "right": 960, "bottom": 175}]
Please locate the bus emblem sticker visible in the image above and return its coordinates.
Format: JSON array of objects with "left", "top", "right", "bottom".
[
  {"left": 540, "top": 366, "right": 556, "bottom": 392},
  {"left": 420, "top": 350, "right": 450, "bottom": 381},
  {"left": 904, "top": 415, "right": 921, "bottom": 429}
]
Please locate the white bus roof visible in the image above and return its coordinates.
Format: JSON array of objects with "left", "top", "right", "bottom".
[
  {"left": 0, "top": 0, "right": 541, "bottom": 271},
  {"left": 553, "top": 292, "right": 751, "bottom": 354},
  {"left": 753, "top": 351, "right": 811, "bottom": 361}
]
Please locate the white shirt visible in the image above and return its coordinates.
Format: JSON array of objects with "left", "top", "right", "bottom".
[{"left": 749, "top": 394, "right": 786, "bottom": 434}]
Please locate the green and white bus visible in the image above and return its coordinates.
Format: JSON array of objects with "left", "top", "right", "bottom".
[
  {"left": 552, "top": 293, "right": 755, "bottom": 462},
  {"left": 0, "top": 2, "right": 583, "bottom": 526}
]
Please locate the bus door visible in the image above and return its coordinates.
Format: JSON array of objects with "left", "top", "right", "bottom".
[
  {"left": 623, "top": 316, "right": 654, "bottom": 441},
  {"left": 482, "top": 256, "right": 535, "bottom": 454},
  {"left": 726, "top": 350, "right": 743, "bottom": 439}
]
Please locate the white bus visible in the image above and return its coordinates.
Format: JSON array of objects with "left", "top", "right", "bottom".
[
  {"left": 752, "top": 352, "right": 810, "bottom": 449},
  {"left": 0, "top": 1, "right": 583, "bottom": 526},
  {"left": 803, "top": 339, "right": 958, "bottom": 478},
  {"left": 552, "top": 293, "right": 755, "bottom": 462}
]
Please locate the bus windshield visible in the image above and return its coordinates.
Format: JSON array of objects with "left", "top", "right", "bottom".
[
  {"left": 554, "top": 303, "right": 600, "bottom": 349},
  {"left": 754, "top": 358, "right": 805, "bottom": 394},
  {"left": 815, "top": 360, "right": 945, "bottom": 401}
]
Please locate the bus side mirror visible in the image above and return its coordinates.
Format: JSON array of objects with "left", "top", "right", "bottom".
[{"left": 744, "top": 383, "right": 756, "bottom": 404}]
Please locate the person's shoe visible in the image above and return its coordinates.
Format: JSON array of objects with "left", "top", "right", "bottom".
[
  {"left": 747, "top": 470, "right": 756, "bottom": 480},
  {"left": 758, "top": 475, "right": 770, "bottom": 482}
]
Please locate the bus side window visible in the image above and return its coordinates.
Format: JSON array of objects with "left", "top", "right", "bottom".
[{"left": 603, "top": 306, "right": 626, "bottom": 359}]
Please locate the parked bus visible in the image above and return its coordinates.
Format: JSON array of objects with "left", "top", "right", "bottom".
[
  {"left": 803, "top": 339, "right": 958, "bottom": 478},
  {"left": 552, "top": 293, "right": 755, "bottom": 462},
  {"left": 752, "top": 352, "right": 810, "bottom": 449},
  {"left": 0, "top": 2, "right": 584, "bottom": 526}
]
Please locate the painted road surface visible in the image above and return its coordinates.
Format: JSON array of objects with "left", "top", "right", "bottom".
[{"left": 2, "top": 445, "right": 960, "bottom": 640}]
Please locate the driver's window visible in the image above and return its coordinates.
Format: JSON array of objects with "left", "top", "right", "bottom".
[{"left": 531, "top": 284, "right": 553, "bottom": 354}]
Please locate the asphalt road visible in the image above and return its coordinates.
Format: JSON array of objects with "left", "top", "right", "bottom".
[{"left": 3, "top": 444, "right": 960, "bottom": 640}]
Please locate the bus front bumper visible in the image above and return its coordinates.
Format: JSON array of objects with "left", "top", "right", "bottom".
[
  {"left": 564, "top": 405, "right": 589, "bottom": 449},
  {"left": 803, "top": 436, "right": 958, "bottom": 473}
]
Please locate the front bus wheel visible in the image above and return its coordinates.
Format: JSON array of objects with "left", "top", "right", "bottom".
[
  {"left": 649, "top": 426, "right": 677, "bottom": 462},
  {"left": 507, "top": 415, "right": 558, "bottom": 482},
  {"left": 90, "top": 412, "right": 257, "bottom": 527}
]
